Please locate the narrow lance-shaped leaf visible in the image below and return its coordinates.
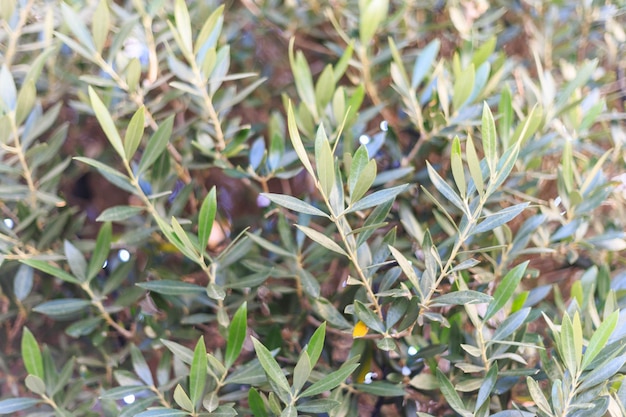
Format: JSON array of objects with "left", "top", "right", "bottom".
[
  {"left": 466, "top": 133, "right": 483, "bottom": 196},
  {"left": 345, "top": 184, "right": 409, "bottom": 214},
  {"left": 198, "top": 187, "right": 217, "bottom": 252},
  {"left": 581, "top": 310, "right": 618, "bottom": 370},
  {"left": 315, "top": 124, "right": 335, "bottom": 198},
  {"left": 189, "top": 336, "right": 207, "bottom": 409},
  {"left": 295, "top": 225, "right": 347, "bottom": 256},
  {"left": 354, "top": 300, "right": 385, "bottom": 334},
  {"left": 124, "top": 106, "right": 145, "bottom": 160},
  {"left": 130, "top": 344, "right": 154, "bottom": 386},
  {"left": 481, "top": 102, "right": 497, "bottom": 177},
  {"left": 225, "top": 302, "right": 247, "bottom": 369},
  {"left": 287, "top": 102, "right": 315, "bottom": 178},
  {"left": 87, "top": 222, "right": 111, "bottom": 281},
  {"left": 261, "top": 193, "right": 329, "bottom": 218},
  {"left": 559, "top": 313, "right": 578, "bottom": 374},
  {"left": 138, "top": 115, "right": 174, "bottom": 175},
  {"left": 436, "top": 369, "right": 472, "bottom": 417},
  {"left": 251, "top": 338, "right": 291, "bottom": 396},
  {"left": 64, "top": 240, "right": 87, "bottom": 282},
  {"left": 92, "top": 0, "right": 110, "bottom": 54},
  {"left": 88, "top": 86, "right": 125, "bottom": 160},
  {"left": 483, "top": 261, "right": 528, "bottom": 320},
  {"left": 451, "top": 136, "right": 466, "bottom": 198},
  {"left": 426, "top": 162, "right": 466, "bottom": 214},
  {"left": 300, "top": 357, "right": 360, "bottom": 397},
  {"left": 174, "top": 0, "right": 192, "bottom": 54},
  {"left": 304, "top": 322, "right": 326, "bottom": 366}
]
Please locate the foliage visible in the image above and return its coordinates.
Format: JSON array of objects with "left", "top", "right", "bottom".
[{"left": 1, "top": 0, "right": 625, "bottom": 416}]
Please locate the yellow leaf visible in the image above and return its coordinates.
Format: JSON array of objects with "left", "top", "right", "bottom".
[{"left": 353, "top": 320, "right": 368, "bottom": 338}]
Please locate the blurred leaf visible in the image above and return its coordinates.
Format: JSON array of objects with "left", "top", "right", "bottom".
[
  {"left": 315, "top": 64, "right": 335, "bottom": 112},
  {"left": 33, "top": 299, "right": 91, "bottom": 317},
  {"left": 353, "top": 381, "right": 406, "bottom": 396},
  {"left": 21, "top": 328, "right": 43, "bottom": 379},
  {"left": 131, "top": 344, "right": 154, "bottom": 386},
  {"left": 297, "top": 399, "right": 340, "bottom": 413},
  {"left": 295, "top": 225, "right": 347, "bottom": 256},
  {"left": 14, "top": 264, "right": 33, "bottom": 301},
  {"left": 474, "top": 363, "right": 498, "bottom": 413},
  {"left": 174, "top": 384, "right": 193, "bottom": 412},
  {"left": 498, "top": 85, "right": 513, "bottom": 148},
  {"left": 388, "top": 245, "right": 421, "bottom": 297},
  {"left": 481, "top": 102, "right": 497, "bottom": 176},
  {"left": 292, "top": 351, "right": 311, "bottom": 394},
  {"left": 261, "top": 193, "right": 329, "bottom": 218},
  {"left": 0, "top": 398, "right": 42, "bottom": 414},
  {"left": 225, "top": 302, "right": 247, "bottom": 369},
  {"left": 138, "top": 116, "right": 174, "bottom": 175},
  {"left": 412, "top": 39, "right": 440, "bottom": 89},
  {"left": 64, "top": 240, "right": 86, "bottom": 282},
  {"left": 451, "top": 136, "right": 466, "bottom": 198},
  {"left": 20, "top": 259, "right": 80, "bottom": 285},
  {"left": 578, "top": 356, "right": 626, "bottom": 392},
  {"left": 174, "top": 0, "right": 192, "bottom": 54},
  {"left": 298, "top": 268, "right": 321, "bottom": 298},
  {"left": 483, "top": 261, "right": 528, "bottom": 320},
  {"left": 15, "top": 80, "right": 36, "bottom": 125},
  {"left": 453, "top": 64, "right": 475, "bottom": 110},
  {"left": 560, "top": 313, "right": 578, "bottom": 374},
  {"left": 289, "top": 40, "right": 318, "bottom": 120},
  {"left": 96, "top": 206, "right": 144, "bottom": 222},
  {"left": 490, "top": 307, "right": 530, "bottom": 342},
  {"left": 124, "top": 106, "right": 145, "bottom": 160},
  {"left": 88, "top": 87, "right": 125, "bottom": 160},
  {"left": 359, "top": 0, "right": 389, "bottom": 45},
  {"left": 87, "top": 222, "right": 111, "bottom": 281},
  {"left": 287, "top": 102, "right": 315, "bottom": 178},
  {"left": 137, "top": 280, "right": 205, "bottom": 295},
  {"left": 190, "top": 337, "right": 207, "bottom": 408},
  {"left": 92, "top": 0, "right": 109, "bottom": 53},
  {"left": 61, "top": 3, "right": 96, "bottom": 52},
  {"left": 24, "top": 375, "right": 45, "bottom": 395},
  {"left": 300, "top": 357, "right": 359, "bottom": 397},
  {"left": 349, "top": 146, "right": 377, "bottom": 203},
  {"left": 315, "top": 124, "right": 335, "bottom": 197}
]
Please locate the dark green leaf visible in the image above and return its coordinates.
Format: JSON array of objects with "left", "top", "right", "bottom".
[
  {"left": 436, "top": 370, "right": 471, "bottom": 417},
  {"left": 474, "top": 363, "right": 498, "bottom": 412},
  {"left": 251, "top": 338, "right": 291, "bottom": 396},
  {"left": 135, "top": 408, "right": 190, "bottom": 417},
  {"left": 248, "top": 388, "right": 268, "bottom": 417}
]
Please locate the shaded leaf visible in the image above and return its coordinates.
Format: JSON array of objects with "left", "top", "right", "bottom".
[{"left": 483, "top": 261, "right": 528, "bottom": 320}]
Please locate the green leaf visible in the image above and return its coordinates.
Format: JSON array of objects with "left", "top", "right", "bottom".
[
  {"left": 174, "top": 0, "right": 192, "bottom": 54},
  {"left": 315, "top": 64, "right": 335, "bottom": 112},
  {"left": 21, "top": 328, "right": 43, "bottom": 379},
  {"left": 92, "top": 0, "right": 109, "bottom": 54},
  {"left": 137, "top": 280, "right": 205, "bottom": 295},
  {"left": 388, "top": 246, "right": 421, "bottom": 297},
  {"left": 349, "top": 145, "right": 377, "bottom": 203},
  {"left": 88, "top": 86, "right": 125, "bottom": 160},
  {"left": 138, "top": 116, "right": 174, "bottom": 175},
  {"left": 315, "top": 124, "right": 335, "bottom": 197},
  {"left": 345, "top": 184, "right": 409, "bottom": 214},
  {"left": 426, "top": 162, "right": 466, "bottom": 213},
  {"left": 246, "top": 232, "right": 295, "bottom": 258},
  {"left": 251, "top": 338, "right": 291, "bottom": 397},
  {"left": 15, "top": 80, "right": 36, "bottom": 125},
  {"left": 578, "top": 356, "right": 626, "bottom": 392},
  {"left": 451, "top": 136, "right": 466, "bottom": 198},
  {"left": 295, "top": 225, "right": 347, "bottom": 256},
  {"left": 353, "top": 381, "right": 406, "bottom": 396},
  {"left": 24, "top": 375, "right": 45, "bottom": 395},
  {"left": 292, "top": 351, "right": 311, "bottom": 394},
  {"left": 300, "top": 357, "right": 360, "bottom": 397},
  {"left": 526, "top": 377, "right": 553, "bottom": 415},
  {"left": 483, "top": 261, "right": 528, "bottom": 320},
  {"left": 33, "top": 299, "right": 91, "bottom": 317},
  {"left": 453, "top": 64, "right": 475, "bottom": 110},
  {"left": 100, "top": 385, "right": 151, "bottom": 400},
  {"left": 581, "top": 310, "right": 619, "bottom": 370},
  {"left": 298, "top": 267, "right": 321, "bottom": 298},
  {"left": 412, "top": 39, "right": 440, "bottom": 89},
  {"left": 174, "top": 384, "right": 193, "bottom": 412},
  {"left": 287, "top": 102, "right": 315, "bottom": 179},
  {"left": 96, "top": 206, "right": 144, "bottom": 222},
  {"left": 474, "top": 362, "right": 498, "bottom": 412},
  {"left": 248, "top": 388, "right": 268, "bottom": 417},
  {"left": 131, "top": 344, "right": 154, "bottom": 386},
  {"left": 354, "top": 300, "right": 385, "bottom": 333},
  {"left": 289, "top": 41, "right": 318, "bottom": 120},
  {"left": 73, "top": 156, "right": 138, "bottom": 195},
  {"left": 134, "top": 408, "right": 190, "bottom": 417},
  {"left": 14, "top": 264, "right": 33, "bottom": 302},
  {"left": 430, "top": 291, "right": 492, "bottom": 307},
  {"left": 359, "top": 0, "right": 389, "bottom": 45},
  {"left": 472, "top": 203, "right": 529, "bottom": 235},
  {"left": 498, "top": 84, "right": 513, "bottom": 148},
  {"left": 189, "top": 337, "right": 207, "bottom": 408},
  {"left": 261, "top": 193, "right": 329, "bottom": 218},
  {"left": 481, "top": 102, "right": 497, "bottom": 176},
  {"left": 436, "top": 370, "right": 472, "bottom": 417},
  {"left": 489, "top": 307, "right": 530, "bottom": 342},
  {"left": 304, "top": 322, "right": 326, "bottom": 366},
  {"left": 19, "top": 259, "right": 80, "bottom": 285},
  {"left": 124, "top": 106, "right": 145, "bottom": 160},
  {"left": 61, "top": 3, "right": 96, "bottom": 52},
  {"left": 296, "top": 399, "right": 341, "bottom": 413},
  {"left": 87, "top": 222, "right": 111, "bottom": 281},
  {"left": 198, "top": 187, "right": 217, "bottom": 252},
  {"left": 225, "top": 302, "right": 247, "bottom": 369},
  {"left": 0, "top": 398, "right": 42, "bottom": 414},
  {"left": 170, "top": 217, "right": 199, "bottom": 259},
  {"left": 63, "top": 240, "right": 86, "bottom": 282}
]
